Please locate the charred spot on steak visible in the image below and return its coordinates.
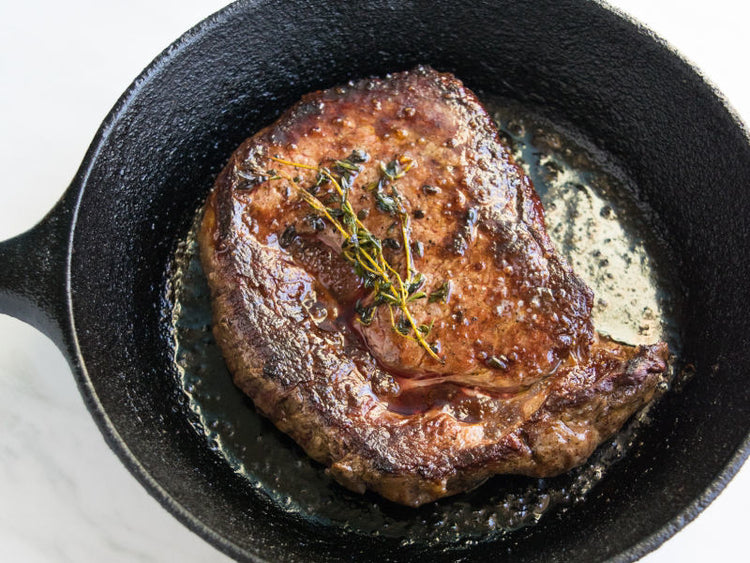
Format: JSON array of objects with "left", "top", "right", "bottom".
[{"left": 199, "top": 65, "right": 669, "bottom": 507}]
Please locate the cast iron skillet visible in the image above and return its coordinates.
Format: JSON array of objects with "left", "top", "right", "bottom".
[{"left": 1, "top": 0, "right": 748, "bottom": 561}]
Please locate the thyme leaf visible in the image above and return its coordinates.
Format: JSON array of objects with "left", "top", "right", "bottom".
[
  {"left": 395, "top": 315, "right": 411, "bottom": 335},
  {"left": 406, "top": 291, "right": 427, "bottom": 303},
  {"left": 429, "top": 281, "right": 452, "bottom": 304},
  {"left": 407, "top": 272, "right": 425, "bottom": 294},
  {"left": 374, "top": 191, "right": 400, "bottom": 215}
]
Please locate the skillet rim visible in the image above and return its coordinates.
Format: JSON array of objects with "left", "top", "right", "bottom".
[
  {"left": 55, "top": 0, "right": 750, "bottom": 561},
  {"left": 60, "top": 2, "right": 261, "bottom": 561}
]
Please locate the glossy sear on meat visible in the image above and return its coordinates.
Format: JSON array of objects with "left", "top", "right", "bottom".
[{"left": 199, "top": 66, "right": 669, "bottom": 506}]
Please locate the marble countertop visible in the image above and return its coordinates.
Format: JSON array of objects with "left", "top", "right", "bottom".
[{"left": 1, "top": 1, "right": 747, "bottom": 561}]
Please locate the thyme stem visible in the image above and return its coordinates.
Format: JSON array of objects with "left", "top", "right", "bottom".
[{"left": 268, "top": 154, "right": 441, "bottom": 362}]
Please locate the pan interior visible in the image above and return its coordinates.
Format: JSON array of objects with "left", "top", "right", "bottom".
[{"left": 167, "top": 97, "right": 682, "bottom": 545}]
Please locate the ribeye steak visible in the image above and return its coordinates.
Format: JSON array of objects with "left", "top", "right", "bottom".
[{"left": 199, "top": 66, "right": 669, "bottom": 506}]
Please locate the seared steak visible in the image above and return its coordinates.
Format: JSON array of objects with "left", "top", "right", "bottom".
[{"left": 199, "top": 66, "right": 669, "bottom": 506}]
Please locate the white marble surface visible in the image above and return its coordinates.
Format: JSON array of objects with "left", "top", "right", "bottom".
[{"left": 0, "top": 1, "right": 747, "bottom": 561}]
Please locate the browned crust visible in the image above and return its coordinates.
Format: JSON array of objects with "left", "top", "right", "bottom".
[{"left": 199, "top": 66, "right": 669, "bottom": 506}]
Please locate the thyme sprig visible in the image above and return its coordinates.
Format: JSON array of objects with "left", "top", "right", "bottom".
[{"left": 267, "top": 152, "right": 441, "bottom": 362}]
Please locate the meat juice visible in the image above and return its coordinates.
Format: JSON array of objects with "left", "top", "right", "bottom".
[{"left": 167, "top": 99, "right": 680, "bottom": 545}]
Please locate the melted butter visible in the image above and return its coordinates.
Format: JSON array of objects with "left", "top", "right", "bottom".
[
  {"left": 491, "top": 101, "right": 678, "bottom": 346},
  {"left": 167, "top": 98, "right": 681, "bottom": 546}
]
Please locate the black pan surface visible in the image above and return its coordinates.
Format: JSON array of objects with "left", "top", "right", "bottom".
[{"left": 1, "top": 1, "right": 749, "bottom": 562}]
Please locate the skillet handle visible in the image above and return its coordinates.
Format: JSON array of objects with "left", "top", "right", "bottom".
[{"left": 0, "top": 187, "right": 77, "bottom": 346}]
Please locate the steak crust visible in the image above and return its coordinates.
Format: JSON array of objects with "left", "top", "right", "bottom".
[{"left": 199, "top": 66, "right": 669, "bottom": 506}]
